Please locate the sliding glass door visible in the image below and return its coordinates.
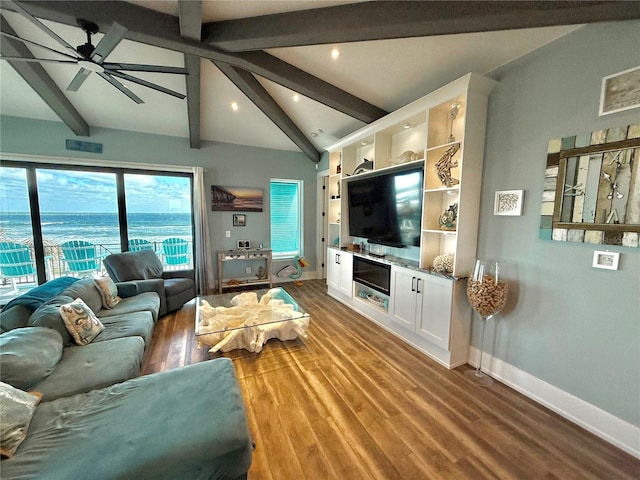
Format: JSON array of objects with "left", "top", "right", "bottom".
[{"left": 0, "top": 161, "right": 194, "bottom": 302}]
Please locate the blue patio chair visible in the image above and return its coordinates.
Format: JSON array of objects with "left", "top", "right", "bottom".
[
  {"left": 161, "top": 237, "right": 190, "bottom": 270},
  {"left": 0, "top": 241, "right": 37, "bottom": 292},
  {"left": 128, "top": 238, "right": 154, "bottom": 252},
  {"left": 60, "top": 240, "right": 106, "bottom": 276}
]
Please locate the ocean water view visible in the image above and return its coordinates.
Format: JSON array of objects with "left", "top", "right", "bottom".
[{"left": 0, "top": 212, "right": 193, "bottom": 252}]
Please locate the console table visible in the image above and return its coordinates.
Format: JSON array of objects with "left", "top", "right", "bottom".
[{"left": 217, "top": 249, "right": 272, "bottom": 294}]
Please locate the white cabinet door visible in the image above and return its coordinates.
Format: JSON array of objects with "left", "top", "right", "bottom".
[
  {"left": 389, "top": 267, "right": 419, "bottom": 329},
  {"left": 416, "top": 274, "right": 453, "bottom": 350},
  {"left": 327, "top": 249, "right": 353, "bottom": 297},
  {"left": 337, "top": 251, "right": 353, "bottom": 296},
  {"left": 327, "top": 249, "right": 341, "bottom": 290}
]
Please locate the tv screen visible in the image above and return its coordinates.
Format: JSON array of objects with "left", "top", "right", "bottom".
[{"left": 347, "top": 165, "right": 423, "bottom": 247}]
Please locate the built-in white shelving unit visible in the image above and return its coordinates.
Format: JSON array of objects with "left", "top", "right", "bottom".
[{"left": 325, "top": 73, "right": 497, "bottom": 368}]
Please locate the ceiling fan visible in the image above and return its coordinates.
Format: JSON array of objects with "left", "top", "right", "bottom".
[{"left": 0, "top": 0, "right": 188, "bottom": 104}]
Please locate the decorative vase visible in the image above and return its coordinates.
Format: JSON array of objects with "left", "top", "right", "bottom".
[{"left": 465, "top": 259, "right": 509, "bottom": 386}]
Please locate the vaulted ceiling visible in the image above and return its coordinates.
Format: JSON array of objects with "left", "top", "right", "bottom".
[{"left": 1, "top": 1, "right": 638, "bottom": 162}]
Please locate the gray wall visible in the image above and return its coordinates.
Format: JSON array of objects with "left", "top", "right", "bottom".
[
  {"left": 480, "top": 20, "right": 640, "bottom": 425},
  {"left": 0, "top": 117, "right": 318, "bottom": 279}
]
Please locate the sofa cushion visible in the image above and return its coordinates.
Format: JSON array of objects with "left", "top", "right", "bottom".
[
  {"left": 94, "top": 311, "right": 154, "bottom": 346},
  {"left": 59, "top": 299, "right": 105, "bottom": 346},
  {"left": 0, "top": 328, "right": 63, "bottom": 391},
  {"left": 94, "top": 277, "right": 121, "bottom": 309},
  {"left": 104, "top": 250, "right": 164, "bottom": 281},
  {"left": 97, "top": 292, "right": 160, "bottom": 322},
  {"left": 27, "top": 295, "right": 74, "bottom": 346},
  {"left": 60, "top": 278, "right": 103, "bottom": 314},
  {"left": 0, "top": 359, "right": 253, "bottom": 478},
  {"left": 0, "top": 382, "right": 41, "bottom": 459},
  {"left": 0, "top": 305, "right": 32, "bottom": 333},
  {"left": 33, "top": 336, "right": 145, "bottom": 401}
]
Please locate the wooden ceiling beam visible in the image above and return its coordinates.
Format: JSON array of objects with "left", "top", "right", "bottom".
[
  {"left": 0, "top": 15, "right": 89, "bottom": 136},
  {"left": 214, "top": 61, "right": 320, "bottom": 163},
  {"left": 16, "top": 1, "right": 387, "bottom": 123},
  {"left": 179, "top": 0, "right": 202, "bottom": 149},
  {"left": 202, "top": 1, "right": 640, "bottom": 51}
]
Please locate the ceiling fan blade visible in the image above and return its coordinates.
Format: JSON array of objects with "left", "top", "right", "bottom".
[
  {"left": 91, "top": 22, "right": 128, "bottom": 63},
  {"left": 2, "top": 0, "right": 79, "bottom": 58},
  {"left": 67, "top": 68, "right": 92, "bottom": 92},
  {"left": 0, "top": 55, "right": 77, "bottom": 64},
  {"left": 97, "top": 72, "right": 144, "bottom": 104},
  {"left": 107, "top": 70, "right": 186, "bottom": 99},
  {"left": 0, "top": 31, "right": 80, "bottom": 61},
  {"left": 102, "top": 63, "right": 188, "bottom": 75}
]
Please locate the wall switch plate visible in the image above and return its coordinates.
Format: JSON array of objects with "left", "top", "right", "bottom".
[
  {"left": 245, "top": 266, "right": 252, "bottom": 274},
  {"left": 226, "top": 230, "right": 231, "bottom": 238}
]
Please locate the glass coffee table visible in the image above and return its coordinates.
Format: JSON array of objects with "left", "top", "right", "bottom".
[{"left": 195, "top": 287, "right": 310, "bottom": 353}]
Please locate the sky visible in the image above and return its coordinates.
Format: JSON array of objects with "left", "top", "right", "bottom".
[{"left": 0, "top": 167, "right": 191, "bottom": 214}]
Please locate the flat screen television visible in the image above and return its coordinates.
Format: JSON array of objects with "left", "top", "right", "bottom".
[{"left": 347, "top": 164, "right": 423, "bottom": 248}]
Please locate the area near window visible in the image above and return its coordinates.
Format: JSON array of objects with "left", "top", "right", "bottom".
[{"left": 270, "top": 179, "right": 303, "bottom": 259}]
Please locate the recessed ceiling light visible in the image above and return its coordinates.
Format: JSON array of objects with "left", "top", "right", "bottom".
[
  {"left": 361, "top": 141, "right": 367, "bottom": 146},
  {"left": 293, "top": 94, "right": 300, "bottom": 102},
  {"left": 230, "top": 102, "right": 238, "bottom": 111},
  {"left": 403, "top": 123, "right": 411, "bottom": 129},
  {"left": 331, "top": 48, "right": 340, "bottom": 60}
]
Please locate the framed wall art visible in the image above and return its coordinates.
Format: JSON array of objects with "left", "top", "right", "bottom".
[
  {"left": 592, "top": 250, "right": 620, "bottom": 270},
  {"left": 233, "top": 214, "right": 246, "bottom": 226},
  {"left": 539, "top": 124, "right": 640, "bottom": 247},
  {"left": 494, "top": 190, "right": 523, "bottom": 216},
  {"left": 211, "top": 185, "right": 263, "bottom": 212},
  {"left": 599, "top": 66, "right": 640, "bottom": 116}
]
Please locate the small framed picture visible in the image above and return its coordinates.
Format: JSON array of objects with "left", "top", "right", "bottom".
[
  {"left": 494, "top": 190, "right": 524, "bottom": 216},
  {"left": 233, "top": 214, "right": 246, "bottom": 227},
  {"left": 599, "top": 66, "right": 640, "bottom": 116},
  {"left": 237, "top": 240, "right": 250, "bottom": 250},
  {"left": 592, "top": 250, "right": 620, "bottom": 270}
]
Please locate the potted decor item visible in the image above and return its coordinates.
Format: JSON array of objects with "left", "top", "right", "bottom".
[{"left": 438, "top": 203, "right": 458, "bottom": 231}]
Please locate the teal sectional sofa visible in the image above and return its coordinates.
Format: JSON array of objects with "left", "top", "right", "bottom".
[
  {"left": 0, "top": 277, "right": 253, "bottom": 479},
  {"left": 1, "top": 277, "right": 159, "bottom": 400}
]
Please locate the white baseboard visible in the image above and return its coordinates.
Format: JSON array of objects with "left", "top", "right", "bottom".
[{"left": 468, "top": 346, "right": 640, "bottom": 459}]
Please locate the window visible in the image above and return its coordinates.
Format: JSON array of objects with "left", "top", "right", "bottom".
[
  {"left": 270, "top": 179, "right": 303, "bottom": 258},
  {"left": 0, "top": 161, "right": 194, "bottom": 297}
]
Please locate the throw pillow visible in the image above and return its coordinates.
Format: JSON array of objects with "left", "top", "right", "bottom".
[
  {"left": 59, "top": 298, "right": 105, "bottom": 346},
  {"left": 94, "top": 276, "right": 121, "bottom": 309},
  {"left": 0, "top": 327, "right": 63, "bottom": 390},
  {"left": 27, "top": 295, "right": 75, "bottom": 346},
  {"left": 0, "top": 381, "right": 41, "bottom": 458}
]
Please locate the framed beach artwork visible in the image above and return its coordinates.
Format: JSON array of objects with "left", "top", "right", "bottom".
[
  {"left": 599, "top": 66, "right": 640, "bottom": 116},
  {"left": 211, "top": 185, "right": 263, "bottom": 212}
]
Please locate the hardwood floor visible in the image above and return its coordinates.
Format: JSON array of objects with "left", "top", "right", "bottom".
[{"left": 142, "top": 280, "right": 639, "bottom": 479}]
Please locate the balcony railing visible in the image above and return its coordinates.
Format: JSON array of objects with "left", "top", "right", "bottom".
[{"left": 0, "top": 241, "right": 194, "bottom": 305}]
